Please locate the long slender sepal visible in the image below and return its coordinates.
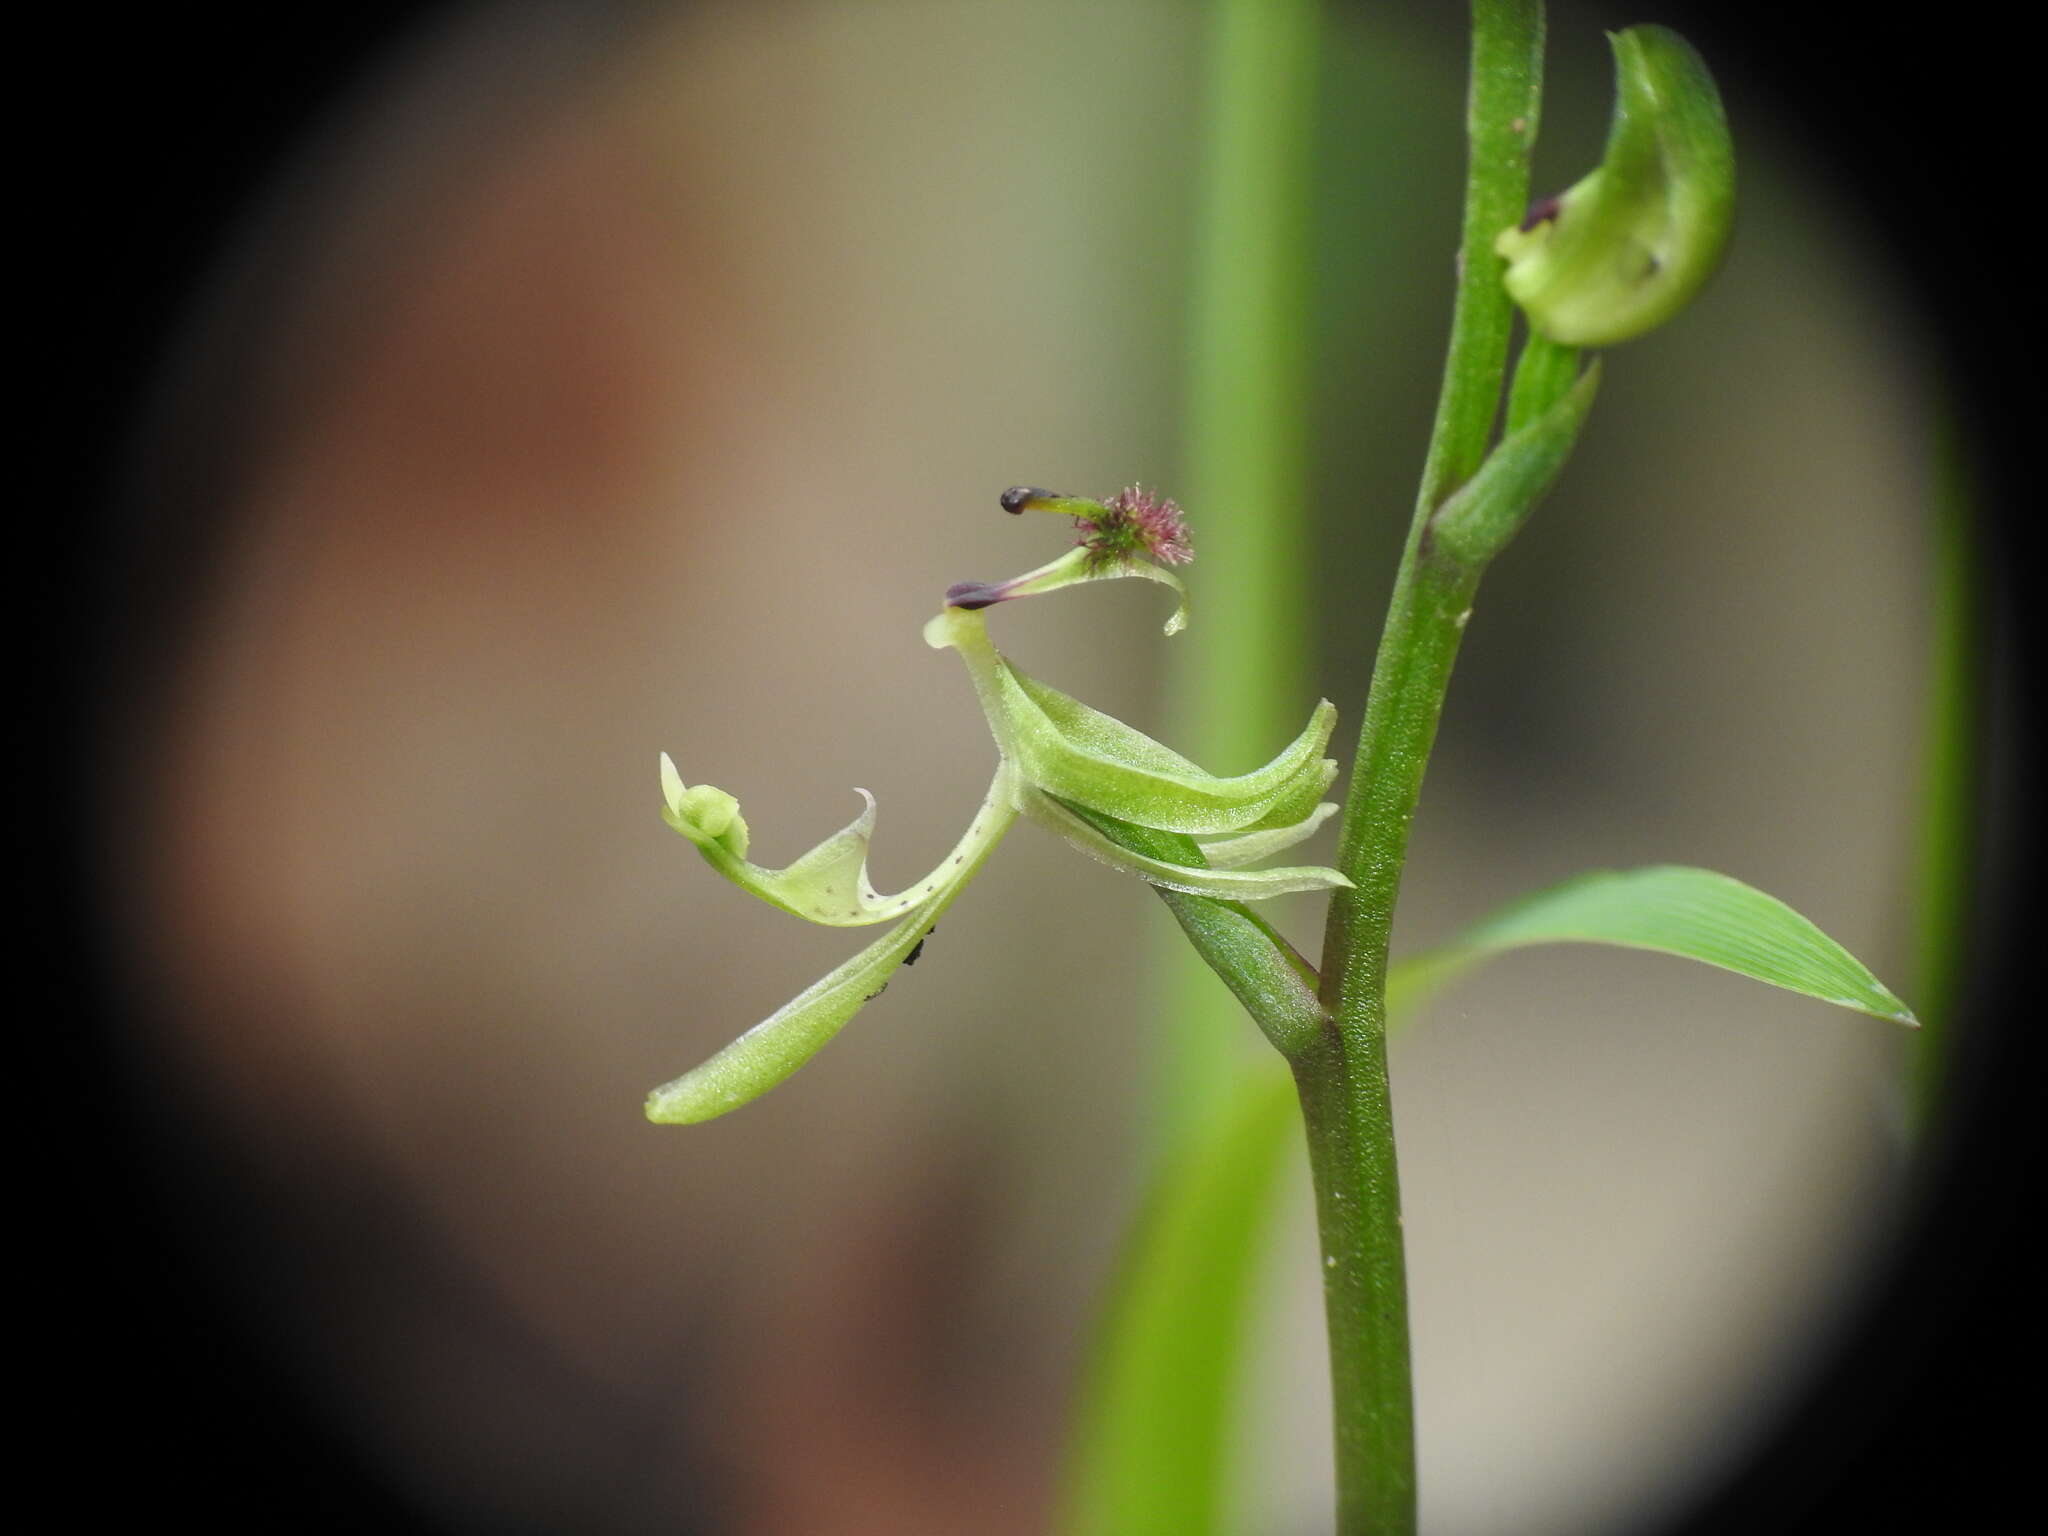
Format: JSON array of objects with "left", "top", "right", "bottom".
[{"left": 1026, "top": 788, "right": 1350, "bottom": 901}]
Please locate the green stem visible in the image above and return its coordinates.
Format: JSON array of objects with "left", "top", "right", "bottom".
[
  {"left": 1307, "top": 3, "right": 1545, "bottom": 1530},
  {"left": 1504, "top": 331, "right": 1581, "bottom": 436}
]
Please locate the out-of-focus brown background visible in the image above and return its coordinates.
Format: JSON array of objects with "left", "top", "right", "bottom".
[{"left": 96, "top": 3, "right": 1939, "bottom": 1533}]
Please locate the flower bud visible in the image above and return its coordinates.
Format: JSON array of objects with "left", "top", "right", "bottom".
[{"left": 1495, "top": 26, "right": 1734, "bottom": 347}]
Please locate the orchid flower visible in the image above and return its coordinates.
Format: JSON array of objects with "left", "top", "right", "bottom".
[{"left": 648, "top": 486, "right": 1348, "bottom": 1124}]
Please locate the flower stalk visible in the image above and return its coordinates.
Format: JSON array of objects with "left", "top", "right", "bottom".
[{"left": 1307, "top": 3, "right": 1546, "bottom": 1527}]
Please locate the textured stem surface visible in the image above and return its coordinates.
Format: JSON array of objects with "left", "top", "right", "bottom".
[{"left": 1307, "top": 3, "right": 1546, "bottom": 1530}]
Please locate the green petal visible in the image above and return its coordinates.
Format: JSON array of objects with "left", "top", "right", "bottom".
[
  {"left": 1026, "top": 789, "right": 1351, "bottom": 900},
  {"left": 663, "top": 757, "right": 1018, "bottom": 927},
  {"left": 1004, "top": 667, "right": 1339, "bottom": 835},
  {"left": 1194, "top": 801, "right": 1339, "bottom": 868}
]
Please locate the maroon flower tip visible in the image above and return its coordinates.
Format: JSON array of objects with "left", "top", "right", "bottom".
[
  {"left": 999, "top": 486, "right": 1054, "bottom": 514},
  {"left": 945, "top": 579, "right": 1007, "bottom": 610}
]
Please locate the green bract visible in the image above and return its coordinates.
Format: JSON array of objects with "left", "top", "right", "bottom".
[
  {"left": 648, "top": 510, "right": 1347, "bottom": 1125},
  {"left": 1494, "top": 26, "right": 1733, "bottom": 347}
]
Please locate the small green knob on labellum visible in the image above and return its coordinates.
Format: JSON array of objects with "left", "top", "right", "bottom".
[{"left": 1496, "top": 26, "right": 1734, "bottom": 347}]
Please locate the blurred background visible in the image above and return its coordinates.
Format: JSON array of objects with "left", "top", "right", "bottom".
[{"left": 51, "top": 2, "right": 2025, "bottom": 1534}]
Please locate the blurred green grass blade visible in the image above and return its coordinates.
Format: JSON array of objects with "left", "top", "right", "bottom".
[
  {"left": 1059, "top": 1062, "right": 1298, "bottom": 1536},
  {"left": 1066, "top": 0, "right": 1318, "bottom": 1525},
  {"left": 1156, "top": 0, "right": 1320, "bottom": 1146},
  {"left": 1908, "top": 418, "right": 1979, "bottom": 1114},
  {"left": 1407, "top": 865, "right": 1917, "bottom": 1025}
]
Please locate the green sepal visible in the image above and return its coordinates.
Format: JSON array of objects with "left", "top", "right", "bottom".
[
  {"left": 1195, "top": 800, "right": 1339, "bottom": 868},
  {"left": 1028, "top": 789, "right": 1351, "bottom": 900},
  {"left": 1001, "top": 666, "right": 1339, "bottom": 835},
  {"left": 1223, "top": 755, "right": 1338, "bottom": 834},
  {"left": 644, "top": 895, "right": 943, "bottom": 1125},
  {"left": 661, "top": 753, "right": 1023, "bottom": 927},
  {"left": 949, "top": 545, "right": 1190, "bottom": 635},
  {"left": 1495, "top": 26, "right": 1734, "bottom": 347}
]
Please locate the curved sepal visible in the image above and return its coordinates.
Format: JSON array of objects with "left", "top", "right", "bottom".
[
  {"left": 1026, "top": 789, "right": 1351, "bottom": 901},
  {"left": 1001, "top": 667, "right": 1339, "bottom": 836},
  {"left": 661, "top": 755, "right": 1016, "bottom": 927},
  {"left": 1195, "top": 801, "right": 1340, "bottom": 869},
  {"left": 945, "top": 545, "right": 1190, "bottom": 636},
  {"left": 645, "top": 896, "right": 943, "bottom": 1125}
]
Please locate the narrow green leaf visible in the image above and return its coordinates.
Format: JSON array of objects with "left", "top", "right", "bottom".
[
  {"left": 1060, "top": 1060, "right": 1299, "bottom": 1536},
  {"left": 1412, "top": 865, "right": 1917, "bottom": 1024}
]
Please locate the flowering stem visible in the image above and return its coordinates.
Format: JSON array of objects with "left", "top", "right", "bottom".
[{"left": 1307, "top": 3, "right": 1546, "bottom": 1530}]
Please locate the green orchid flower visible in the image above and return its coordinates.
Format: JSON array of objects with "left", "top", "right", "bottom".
[{"left": 648, "top": 486, "right": 1348, "bottom": 1125}]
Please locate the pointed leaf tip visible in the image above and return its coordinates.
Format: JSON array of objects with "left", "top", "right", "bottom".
[{"left": 1403, "top": 865, "right": 1916, "bottom": 1026}]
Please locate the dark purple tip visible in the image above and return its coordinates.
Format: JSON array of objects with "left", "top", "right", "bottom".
[
  {"left": 1000, "top": 486, "right": 1058, "bottom": 514},
  {"left": 1519, "top": 194, "right": 1562, "bottom": 232},
  {"left": 946, "top": 580, "right": 1005, "bottom": 610}
]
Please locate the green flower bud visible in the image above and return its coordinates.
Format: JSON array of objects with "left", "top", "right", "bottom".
[
  {"left": 1495, "top": 26, "right": 1734, "bottom": 347},
  {"left": 660, "top": 755, "right": 750, "bottom": 859}
]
